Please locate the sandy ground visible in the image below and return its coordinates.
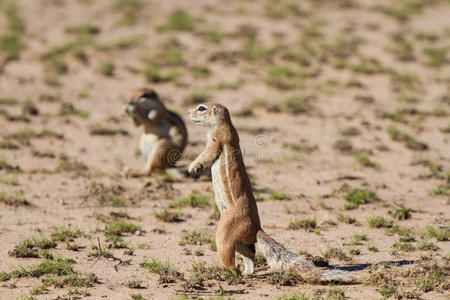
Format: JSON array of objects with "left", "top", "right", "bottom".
[{"left": 0, "top": 0, "right": 449, "bottom": 299}]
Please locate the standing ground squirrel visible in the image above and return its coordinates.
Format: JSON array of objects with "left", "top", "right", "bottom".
[
  {"left": 188, "top": 103, "right": 355, "bottom": 283},
  {"left": 124, "top": 88, "right": 187, "bottom": 176}
]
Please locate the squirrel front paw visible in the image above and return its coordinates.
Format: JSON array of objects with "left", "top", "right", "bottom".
[
  {"left": 119, "top": 167, "right": 144, "bottom": 178},
  {"left": 188, "top": 162, "right": 202, "bottom": 178}
]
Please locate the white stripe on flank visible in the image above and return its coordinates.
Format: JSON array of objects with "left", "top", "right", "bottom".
[{"left": 223, "top": 145, "right": 235, "bottom": 204}]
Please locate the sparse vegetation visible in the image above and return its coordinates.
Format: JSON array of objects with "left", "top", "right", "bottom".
[
  {"left": 9, "top": 237, "right": 56, "bottom": 258},
  {"left": 140, "top": 258, "right": 182, "bottom": 283},
  {"left": 322, "top": 247, "right": 351, "bottom": 261},
  {"left": 288, "top": 218, "right": 317, "bottom": 231},
  {"left": 169, "top": 194, "right": 210, "bottom": 208},
  {"left": 393, "top": 205, "right": 412, "bottom": 220},
  {"left": 165, "top": 10, "right": 194, "bottom": 31},
  {"left": 368, "top": 216, "right": 393, "bottom": 228},
  {"left": 105, "top": 220, "right": 140, "bottom": 236},
  {"left": 425, "top": 226, "right": 449, "bottom": 242},
  {"left": 1, "top": 0, "right": 449, "bottom": 298},
  {"left": 99, "top": 60, "right": 115, "bottom": 76},
  {"left": 0, "top": 192, "right": 30, "bottom": 206},
  {"left": 388, "top": 126, "right": 428, "bottom": 151},
  {"left": 270, "top": 190, "right": 291, "bottom": 200},
  {"left": 178, "top": 230, "right": 215, "bottom": 250},
  {"left": 154, "top": 209, "right": 183, "bottom": 223},
  {"left": 344, "top": 188, "right": 378, "bottom": 210},
  {"left": 355, "top": 153, "right": 381, "bottom": 170}
]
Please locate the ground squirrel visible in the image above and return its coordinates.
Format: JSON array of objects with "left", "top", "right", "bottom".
[
  {"left": 188, "top": 103, "right": 354, "bottom": 283},
  {"left": 124, "top": 88, "right": 187, "bottom": 175}
]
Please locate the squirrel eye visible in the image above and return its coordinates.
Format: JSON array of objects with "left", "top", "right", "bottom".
[{"left": 197, "top": 105, "right": 207, "bottom": 112}]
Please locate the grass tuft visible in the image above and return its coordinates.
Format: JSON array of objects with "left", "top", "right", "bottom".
[
  {"left": 169, "top": 194, "right": 210, "bottom": 208},
  {"left": 288, "top": 218, "right": 317, "bottom": 231},
  {"left": 344, "top": 188, "right": 378, "bottom": 209},
  {"left": 165, "top": 10, "right": 194, "bottom": 31},
  {"left": 368, "top": 216, "right": 393, "bottom": 228}
]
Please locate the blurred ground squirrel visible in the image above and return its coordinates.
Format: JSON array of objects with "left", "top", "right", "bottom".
[
  {"left": 188, "top": 103, "right": 355, "bottom": 283},
  {"left": 124, "top": 88, "right": 187, "bottom": 176}
]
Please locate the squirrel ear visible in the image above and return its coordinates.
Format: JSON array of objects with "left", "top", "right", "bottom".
[{"left": 212, "top": 106, "right": 218, "bottom": 115}]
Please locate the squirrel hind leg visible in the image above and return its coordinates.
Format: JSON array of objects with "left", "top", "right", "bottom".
[{"left": 236, "top": 243, "right": 255, "bottom": 275}]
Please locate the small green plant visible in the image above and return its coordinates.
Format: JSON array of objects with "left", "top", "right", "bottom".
[
  {"left": 43, "top": 272, "right": 97, "bottom": 288},
  {"left": 340, "top": 126, "right": 361, "bottom": 136},
  {"left": 0, "top": 192, "right": 30, "bottom": 206},
  {"left": 11, "top": 257, "right": 76, "bottom": 278},
  {"left": 169, "top": 194, "right": 210, "bottom": 208},
  {"left": 355, "top": 153, "right": 381, "bottom": 170},
  {"left": 112, "top": 0, "right": 143, "bottom": 26},
  {"left": 0, "top": 3, "right": 25, "bottom": 67},
  {"left": 277, "top": 292, "right": 308, "bottom": 300},
  {"left": 322, "top": 247, "right": 351, "bottom": 261},
  {"left": 337, "top": 213, "right": 360, "bottom": 225},
  {"left": 425, "top": 226, "right": 449, "bottom": 241},
  {"left": 51, "top": 226, "right": 84, "bottom": 242},
  {"left": 268, "top": 272, "right": 300, "bottom": 287},
  {"left": 288, "top": 218, "right": 317, "bottom": 231},
  {"left": 367, "top": 216, "right": 393, "bottom": 228},
  {"left": 388, "top": 127, "right": 428, "bottom": 151},
  {"left": 99, "top": 60, "right": 115, "bottom": 76},
  {"left": 393, "top": 241, "right": 415, "bottom": 252},
  {"left": 0, "top": 271, "right": 11, "bottom": 282},
  {"left": 270, "top": 190, "right": 291, "bottom": 200},
  {"left": 56, "top": 157, "right": 88, "bottom": 175},
  {"left": 130, "top": 294, "right": 146, "bottom": 300},
  {"left": 165, "top": 9, "right": 194, "bottom": 31},
  {"left": 105, "top": 220, "right": 140, "bottom": 236},
  {"left": 374, "top": 0, "right": 431, "bottom": 22},
  {"left": 428, "top": 186, "right": 450, "bottom": 196},
  {"left": 9, "top": 237, "right": 57, "bottom": 258},
  {"left": 351, "top": 57, "right": 384, "bottom": 74},
  {"left": 267, "top": 66, "right": 298, "bottom": 89},
  {"left": 388, "top": 33, "right": 415, "bottom": 62},
  {"left": 344, "top": 188, "right": 378, "bottom": 209},
  {"left": 142, "top": 64, "right": 163, "bottom": 82},
  {"left": 179, "top": 230, "right": 215, "bottom": 250},
  {"left": 368, "top": 244, "right": 379, "bottom": 252},
  {"left": 140, "top": 258, "right": 181, "bottom": 283},
  {"left": 89, "top": 182, "right": 129, "bottom": 207},
  {"left": 154, "top": 209, "right": 183, "bottom": 223},
  {"left": 205, "top": 30, "right": 224, "bottom": 43},
  {"left": 58, "top": 102, "right": 89, "bottom": 119},
  {"left": 31, "top": 284, "right": 49, "bottom": 295},
  {"left": 352, "top": 234, "right": 368, "bottom": 245},
  {"left": 333, "top": 139, "right": 354, "bottom": 154},
  {"left": 50, "top": 58, "right": 69, "bottom": 74},
  {"left": 125, "top": 279, "right": 144, "bottom": 289},
  {"left": 393, "top": 205, "right": 411, "bottom": 220},
  {"left": 418, "top": 241, "right": 438, "bottom": 251},
  {"left": 423, "top": 47, "right": 447, "bottom": 67}
]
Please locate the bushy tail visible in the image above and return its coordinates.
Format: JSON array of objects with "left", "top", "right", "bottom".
[{"left": 256, "top": 230, "right": 355, "bottom": 283}]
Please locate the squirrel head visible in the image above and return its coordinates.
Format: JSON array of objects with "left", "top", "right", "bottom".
[
  {"left": 125, "top": 88, "right": 167, "bottom": 126},
  {"left": 188, "top": 103, "right": 230, "bottom": 128}
]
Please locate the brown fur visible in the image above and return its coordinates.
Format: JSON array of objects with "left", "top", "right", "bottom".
[
  {"left": 188, "top": 103, "right": 355, "bottom": 283},
  {"left": 125, "top": 88, "right": 187, "bottom": 175}
]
